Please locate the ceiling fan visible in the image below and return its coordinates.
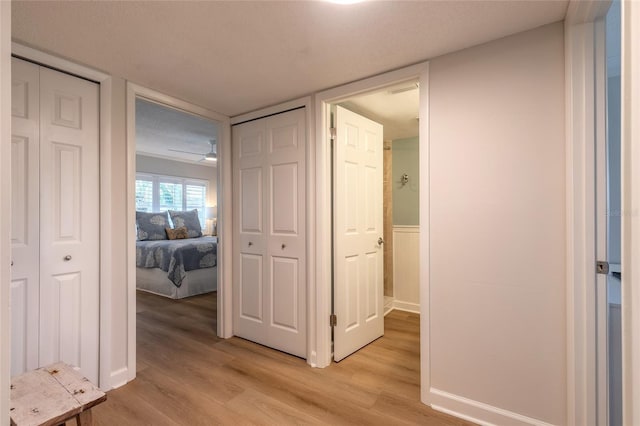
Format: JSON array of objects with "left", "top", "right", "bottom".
[{"left": 168, "top": 139, "right": 217, "bottom": 162}]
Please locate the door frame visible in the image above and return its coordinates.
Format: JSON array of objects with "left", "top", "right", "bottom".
[
  {"left": 313, "top": 63, "right": 430, "bottom": 382},
  {"left": 565, "top": 2, "right": 614, "bottom": 424},
  {"left": 125, "top": 83, "right": 232, "bottom": 382},
  {"left": 0, "top": 3, "right": 10, "bottom": 422},
  {"left": 8, "top": 42, "right": 114, "bottom": 388},
  {"left": 621, "top": 1, "right": 640, "bottom": 424}
]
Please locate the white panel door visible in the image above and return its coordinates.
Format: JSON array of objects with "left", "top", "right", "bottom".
[
  {"left": 38, "top": 67, "right": 100, "bottom": 383},
  {"left": 232, "top": 108, "right": 306, "bottom": 358},
  {"left": 10, "top": 58, "right": 100, "bottom": 383},
  {"left": 10, "top": 58, "right": 40, "bottom": 376},
  {"left": 333, "top": 106, "right": 384, "bottom": 362}
]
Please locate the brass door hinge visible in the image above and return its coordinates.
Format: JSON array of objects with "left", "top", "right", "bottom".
[{"left": 330, "top": 127, "right": 337, "bottom": 142}]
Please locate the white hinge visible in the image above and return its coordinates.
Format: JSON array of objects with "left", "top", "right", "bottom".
[
  {"left": 330, "top": 314, "right": 337, "bottom": 327},
  {"left": 330, "top": 127, "right": 337, "bottom": 141}
]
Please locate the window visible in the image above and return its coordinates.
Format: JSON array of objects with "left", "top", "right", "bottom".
[{"left": 135, "top": 173, "right": 208, "bottom": 225}]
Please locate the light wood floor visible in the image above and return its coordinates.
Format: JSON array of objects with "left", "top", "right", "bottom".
[{"left": 92, "top": 291, "right": 474, "bottom": 425}]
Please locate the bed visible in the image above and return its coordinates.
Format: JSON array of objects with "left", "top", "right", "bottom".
[{"left": 136, "top": 236, "right": 218, "bottom": 299}]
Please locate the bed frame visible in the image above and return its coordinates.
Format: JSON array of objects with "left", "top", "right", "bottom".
[{"left": 136, "top": 266, "right": 217, "bottom": 299}]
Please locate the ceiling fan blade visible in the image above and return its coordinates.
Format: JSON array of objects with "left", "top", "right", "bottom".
[{"left": 168, "top": 148, "right": 206, "bottom": 156}]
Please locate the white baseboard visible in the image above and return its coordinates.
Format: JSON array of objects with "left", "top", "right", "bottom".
[
  {"left": 109, "top": 367, "right": 131, "bottom": 390},
  {"left": 384, "top": 298, "right": 421, "bottom": 315},
  {"left": 430, "top": 388, "right": 556, "bottom": 426},
  {"left": 392, "top": 300, "right": 420, "bottom": 314},
  {"left": 384, "top": 296, "right": 395, "bottom": 315}
]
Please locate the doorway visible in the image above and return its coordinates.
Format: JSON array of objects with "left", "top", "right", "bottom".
[
  {"left": 330, "top": 79, "right": 420, "bottom": 362},
  {"left": 125, "top": 83, "right": 228, "bottom": 382},
  {"left": 133, "top": 96, "right": 219, "bottom": 348}
]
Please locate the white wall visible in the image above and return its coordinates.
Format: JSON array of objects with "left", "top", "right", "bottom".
[
  {"left": 428, "top": 22, "right": 566, "bottom": 425},
  {"left": 392, "top": 137, "right": 419, "bottom": 226},
  {"left": 136, "top": 154, "right": 217, "bottom": 206}
]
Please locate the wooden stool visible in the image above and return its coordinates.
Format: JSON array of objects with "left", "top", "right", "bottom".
[{"left": 10, "top": 362, "right": 106, "bottom": 426}]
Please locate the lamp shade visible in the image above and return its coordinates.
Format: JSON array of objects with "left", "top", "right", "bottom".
[{"left": 206, "top": 205, "right": 217, "bottom": 219}]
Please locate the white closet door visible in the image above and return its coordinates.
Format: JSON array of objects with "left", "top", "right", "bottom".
[
  {"left": 10, "top": 58, "right": 41, "bottom": 376},
  {"left": 38, "top": 66, "right": 100, "bottom": 383},
  {"left": 10, "top": 59, "right": 100, "bottom": 382},
  {"left": 333, "top": 106, "right": 384, "bottom": 362},
  {"left": 232, "top": 108, "right": 306, "bottom": 358}
]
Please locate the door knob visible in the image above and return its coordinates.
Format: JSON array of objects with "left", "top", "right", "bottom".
[
  {"left": 377, "top": 237, "right": 385, "bottom": 246},
  {"left": 281, "top": 244, "right": 286, "bottom": 250},
  {"left": 64, "top": 255, "right": 72, "bottom": 261},
  {"left": 248, "top": 242, "right": 253, "bottom": 247}
]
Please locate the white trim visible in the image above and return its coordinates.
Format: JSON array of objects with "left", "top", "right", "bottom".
[
  {"left": 593, "top": 15, "right": 609, "bottom": 426},
  {"left": 10, "top": 42, "right": 116, "bottom": 390},
  {"left": 12, "top": 43, "right": 109, "bottom": 82},
  {"left": 108, "top": 367, "right": 130, "bottom": 390},
  {"left": 621, "top": 1, "right": 640, "bottom": 424},
  {"left": 98, "top": 76, "right": 113, "bottom": 391},
  {"left": 418, "top": 64, "right": 431, "bottom": 406},
  {"left": 430, "top": 388, "right": 555, "bottom": 426},
  {"left": 392, "top": 225, "right": 420, "bottom": 231},
  {"left": 0, "top": 2, "right": 11, "bottom": 422},
  {"left": 126, "top": 83, "right": 232, "bottom": 385},
  {"left": 390, "top": 301, "right": 420, "bottom": 314},
  {"left": 231, "top": 97, "right": 310, "bottom": 125},
  {"left": 314, "top": 62, "right": 429, "bottom": 371},
  {"left": 564, "top": 16, "right": 601, "bottom": 426},
  {"left": 219, "top": 104, "right": 233, "bottom": 339},
  {"left": 228, "top": 96, "right": 316, "bottom": 366}
]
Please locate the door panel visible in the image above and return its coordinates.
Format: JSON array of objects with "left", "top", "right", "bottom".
[
  {"left": 39, "top": 65, "right": 99, "bottom": 383},
  {"left": 240, "top": 253, "right": 263, "bottom": 322},
  {"left": 233, "top": 108, "right": 306, "bottom": 358},
  {"left": 10, "top": 279, "right": 29, "bottom": 375},
  {"left": 271, "top": 163, "right": 298, "bottom": 234},
  {"left": 40, "top": 272, "right": 82, "bottom": 368},
  {"left": 51, "top": 143, "right": 81, "bottom": 240},
  {"left": 240, "top": 167, "right": 263, "bottom": 233},
  {"left": 10, "top": 58, "right": 40, "bottom": 376},
  {"left": 334, "top": 106, "right": 383, "bottom": 362},
  {"left": 271, "top": 256, "right": 298, "bottom": 330}
]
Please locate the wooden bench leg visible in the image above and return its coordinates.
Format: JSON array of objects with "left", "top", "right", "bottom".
[{"left": 75, "top": 410, "right": 93, "bottom": 426}]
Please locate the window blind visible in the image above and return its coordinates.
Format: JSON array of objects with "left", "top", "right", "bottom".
[{"left": 135, "top": 173, "right": 208, "bottom": 227}]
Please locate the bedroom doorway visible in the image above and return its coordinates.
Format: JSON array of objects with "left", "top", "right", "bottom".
[
  {"left": 128, "top": 88, "right": 226, "bottom": 381},
  {"left": 330, "top": 79, "right": 420, "bottom": 362}
]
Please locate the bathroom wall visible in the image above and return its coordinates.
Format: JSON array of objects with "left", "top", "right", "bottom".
[{"left": 392, "top": 136, "right": 419, "bottom": 225}]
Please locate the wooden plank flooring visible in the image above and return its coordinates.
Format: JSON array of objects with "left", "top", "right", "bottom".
[{"left": 92, "top": 291, "right": 474, "bottom": 425}]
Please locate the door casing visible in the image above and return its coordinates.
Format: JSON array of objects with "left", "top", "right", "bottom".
[
  {"left": 125, "top": 82, "right": 231, "bottom": 385},
  {"left": 313, "top": 63, "right": 430, "bottom": 382}
]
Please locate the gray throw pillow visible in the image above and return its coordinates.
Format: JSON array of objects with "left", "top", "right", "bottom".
[
  {"left": 136, "top": 211, "right": 169, "bottom": 241},
  {"left": 168, "top": 209, "right": 203, "bottom": 238}
]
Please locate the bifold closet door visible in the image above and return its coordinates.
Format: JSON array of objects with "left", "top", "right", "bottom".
[
  {"left": 10, "top": 58, "right": 41, "bottom": 376},
  {"left": 232, "top": 108, "right": 306, "bottom": 358},
  {"left": 10, "top": 58, "right": 100, "bottom": 383}
]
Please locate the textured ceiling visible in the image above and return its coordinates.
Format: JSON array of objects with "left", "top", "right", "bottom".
[
  {"left": 136, "top": 98, "right": 219, "bottom": 166},
  {"left": 12, "top": 1, "right": 568, "bottom": 118},
  {"left": 340, "top": 80, "right": 419, "bottom": 141}
]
